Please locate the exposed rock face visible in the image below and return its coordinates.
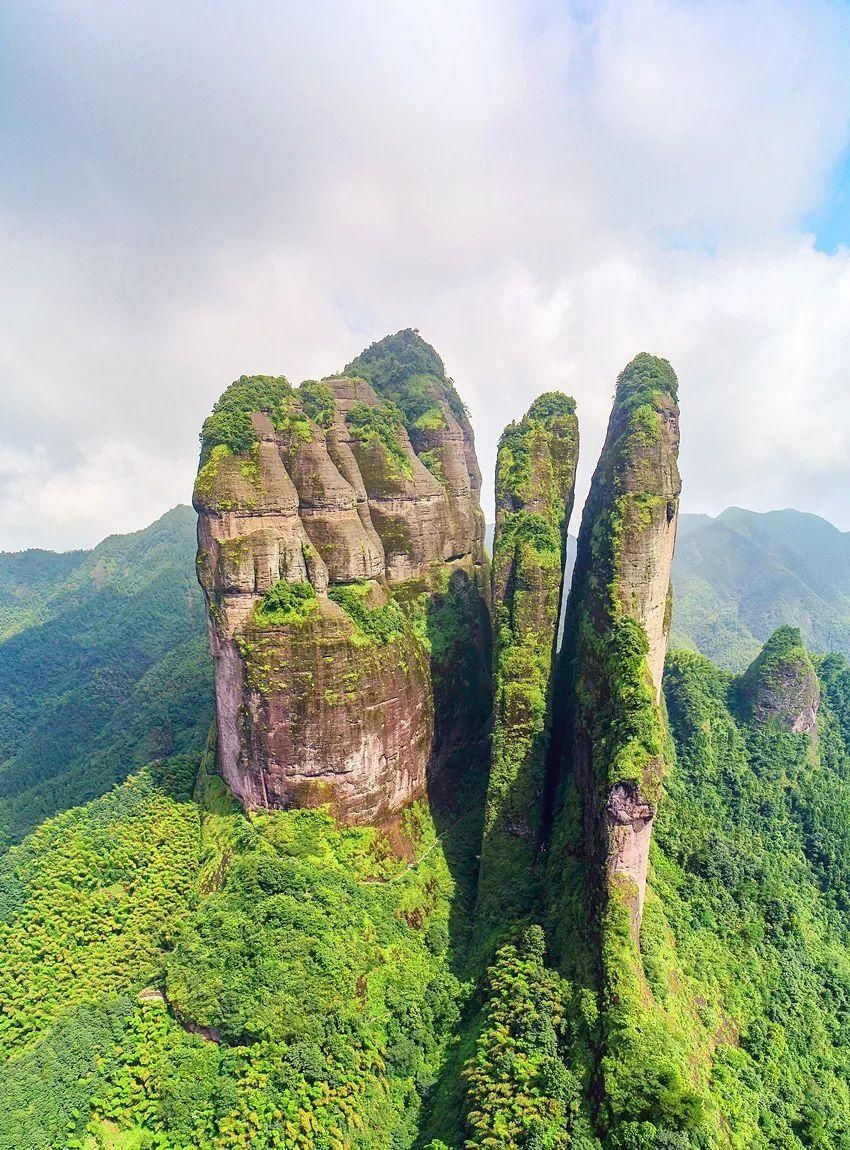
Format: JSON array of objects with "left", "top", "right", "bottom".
[
  {"left": 553, "top": 353, "right": 681, "bottom": 935},
  {"left": 738, "top": 625, "right": 820, "bottom": 738},
  {"left": 344, "top": 328, "right": 488, "bottom": 594},
  {"left": 194, "top": 334, "right": 489, "bottom": 825},
  {"left": 476, "top": 394, "right": 579, "bottom": 929}
]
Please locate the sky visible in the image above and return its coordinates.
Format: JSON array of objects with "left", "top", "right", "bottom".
[{"left": 2, "top": 0, "right": 850, "bottom": 551}]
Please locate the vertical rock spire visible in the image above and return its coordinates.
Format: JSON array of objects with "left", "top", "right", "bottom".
[
  {"left": 554, "top": 353, "right": 680, "bottom": 936},
  {"left": 476, "top": 393, "right": 579, "bottom": 931}
]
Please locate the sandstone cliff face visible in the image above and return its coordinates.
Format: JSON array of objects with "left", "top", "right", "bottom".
[
  {"left": 554, "top": 353, "right": 681, "bottom": 935},
  {"left": 344, "top": 328, "right": 488, "bottom": 594},
  {"left": 476, "top": 394, "right": 579, "bottom": 928},
  {"left": 194, "top": 334, "right": 489, "bottom": 825},
  {"left": 739, "top": 625, "right": 820, "bottom": 738}
]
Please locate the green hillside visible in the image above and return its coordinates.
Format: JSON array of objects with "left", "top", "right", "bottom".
[
  {"left": 2, "top": 635, "right": 849, "bottom": 1148},
  {"left": 0, "top": 507, "right": 213, "bottom": 846},
  {"left": 0, "top": 749, "right": 480, "bottom": 1150},
  {"left": 671, "top": 508, "right": 850, "bottom": 670}
]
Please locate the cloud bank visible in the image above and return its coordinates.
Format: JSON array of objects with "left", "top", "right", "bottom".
[{"left": 1, "top": 0, "right": 850, "bottom": 549}]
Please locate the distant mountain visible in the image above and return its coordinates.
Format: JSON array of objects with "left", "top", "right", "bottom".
[
  {"left": 0, "top": 506, "right": 213, "bottom": 845},
  {"left": 670, "top": 507, "right": 850, "bottom": 670}
]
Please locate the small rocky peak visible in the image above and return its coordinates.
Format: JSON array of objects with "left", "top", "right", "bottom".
[
  {"left": 495, "top": 392, "right": 578, "bottom": 517},
  {"left": 492, "top": 392, "right": 579, "bottom": 609},
  {"left": 738, "top": 626, "right": 820, "bottom": 737},
  {"left": 343, "top": 329, "right": 486, "bottom": 571}
]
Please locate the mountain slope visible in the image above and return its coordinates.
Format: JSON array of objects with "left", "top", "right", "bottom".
[
  {"left": 0, "top": 752, "right": 477, "bottom": 1150},
  {"left": 670, "top": 507, "right": 850, "bottom": 670},
  {"left": 0, "top": 506, "right": 213, "bottom": 845}
]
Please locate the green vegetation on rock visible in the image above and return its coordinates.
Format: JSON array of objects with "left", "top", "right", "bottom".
[
  {"left": 532, "top": 355, "right": 686, "bottom": 1148},
  {"left": 199, "top": 374, "right": 312, "bottom": 463},
  {"left": 297, "top": 380, "right": 336, "bottom": 429},
  {"left": 328, "top": 581, "right": 405, "bottom": 646},
  {"left": 346, "top": 401, "right": 414, "bottom": 483},
  {"left": 344, "top": 329, "right": 467, "bottom": 427},
  {"left": 556, "top": 354, "right": 679, "bottom": 811},
  {"left": 476, "top": 394, "right": 578, "bottom": 932},
  {"left": 253, "top": 580, "right": 318, "bottom": 627},
  {"left": 736, "top": 624, "right": 818, "bottom": 725}
]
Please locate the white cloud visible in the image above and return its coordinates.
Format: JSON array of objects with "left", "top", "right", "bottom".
[
  {"left": 0, "top": 440, "right": 191, "bottom": 552},
  {"left": 2, "top": 0, "right": 850, "bottom": 549}
]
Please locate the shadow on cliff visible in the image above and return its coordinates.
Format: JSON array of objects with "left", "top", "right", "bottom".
[
  {"left": 424, "top": 567, "right": 493, "bottom": 973},
  {"left": 413, "top": 567, "right": 492, "bottom": 1147}
]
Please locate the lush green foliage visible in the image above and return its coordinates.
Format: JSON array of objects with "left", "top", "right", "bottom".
[
  {"left": 580, "top": 615, "right": 664, "bottom": 795},
  {"left": 0, "top": 506, "right": 213, "bottom": 846},
  {"left": 646, "top": 649, "right": 850, "bottom": 1147},
  {"left": 462, "top": 926, "right": 598, "bottom": 1149},
  {"left": 346, "top": 401, "right": 413, "bottom": 482},
  {"left": 495, "top": 512, "right": 562, "bottom": 558},
  {"left": 615, "top": 354, "right": 678, "bottom": 412},
  {"left": 297, "top": 381, "right": 336, "bottom": 429},
  {"left": 0, "top": 755, "right": 477, "bottom": 1149},
  {"left": 344, "top": 329, "right": 467, "bottom": 427},
  {"left": 0, "top": 765, "right": 199, "bottom": 1053},
  {"left": 199, "top": 375, "right": 311, "bottom": 461},
  {"left": 327, "top": 581, "right": 405, "bottom": 646},
  {"left": 253, "top": 580, "right": 318, "bottom": 626}
]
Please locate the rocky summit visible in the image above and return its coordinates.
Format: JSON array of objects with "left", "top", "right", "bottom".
[{"left": 193, "top": 329, "right": 490, "bottom": 824}]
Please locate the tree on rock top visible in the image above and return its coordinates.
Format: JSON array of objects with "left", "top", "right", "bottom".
[{"left": 344, "top": 328, "right": 468, "bottom": 426}]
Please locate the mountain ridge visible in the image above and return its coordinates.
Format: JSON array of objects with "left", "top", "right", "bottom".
[{"left": 0, "top": 504, "right": 213, "bottom": 845}]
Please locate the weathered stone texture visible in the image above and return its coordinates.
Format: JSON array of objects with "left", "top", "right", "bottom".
[
  {"left": 476, "top": 394, "right": 579, "bottom": 928},
  {"left": 194, "top": 335, "right": 489, "bottom": 825},
  {"left": 555, "top": 353, "right": 681, "bottom": 934}
]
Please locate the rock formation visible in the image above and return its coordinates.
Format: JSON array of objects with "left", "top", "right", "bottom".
[
  {"left": 193, "top": 332, "right": 490, "bottom": 824},
  {"left": 738, "top": 625, "right": 820, "bottom": 738},
  {"left": 476, "top": 393, "right": 579, "bottom": 929},
  {"left": 552, "top": 353, "right": 681, "bottom": 936},
  {"left": 344, "top": 329, "right": 488, "bottom": 587}
]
